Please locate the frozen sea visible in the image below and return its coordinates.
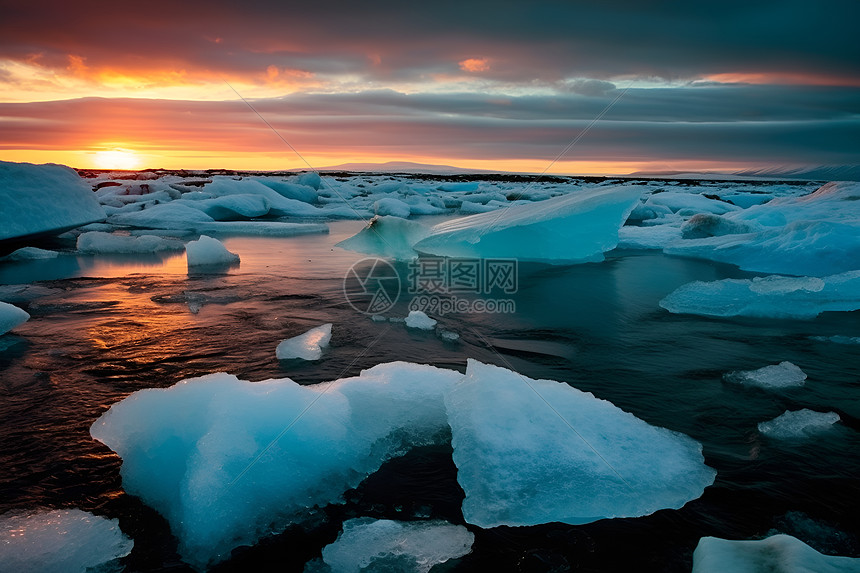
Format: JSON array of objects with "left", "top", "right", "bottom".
[{"left": 1, "top": 170, "right": 859, "bottom": 572}]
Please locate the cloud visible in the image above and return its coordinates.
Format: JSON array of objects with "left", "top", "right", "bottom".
[{"left": 2, "top": 84, "right": 858, "bottom": 165}]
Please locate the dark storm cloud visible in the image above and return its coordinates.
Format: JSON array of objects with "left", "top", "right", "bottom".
[
  {"left": 2, "top": 84, "right": 858, "bottom": 164},
  {"left": 1, "top": 0, "right": 859, "bottom": 83}
]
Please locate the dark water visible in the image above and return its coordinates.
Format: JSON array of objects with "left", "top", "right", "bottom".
[{"left": 1, "top": 221, "right": 859, "bottom": 572}]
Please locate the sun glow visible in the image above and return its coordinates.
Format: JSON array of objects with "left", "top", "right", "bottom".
[{"left": 93, "top": 149, "right": 142, "bottom": 170}]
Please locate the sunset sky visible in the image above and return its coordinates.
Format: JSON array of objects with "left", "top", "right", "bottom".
[{"left": 1, "top": 0, "right": 858, "bottom": 174}]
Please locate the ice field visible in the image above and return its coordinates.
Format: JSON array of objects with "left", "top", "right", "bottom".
[{"left": 1, "top": 160, "right": 859, "bottom": 572}]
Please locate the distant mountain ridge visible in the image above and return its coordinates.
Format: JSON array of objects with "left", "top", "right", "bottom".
[{"left": 302, "top": 161, "right": 504, "bottom": 175}]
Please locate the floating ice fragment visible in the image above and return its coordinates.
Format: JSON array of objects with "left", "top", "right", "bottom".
[
  {"left": 0, "top": 508, "right": 133, "bottom": 573},
  {"left": 413, "top": 186, "right": 641, "bottom": 262},
  {"left": 692, "top": 534, "right": 860, "bottom": 573},
  {"left": 185, "top": 235, "right": 240, "bottom": 267},
  {"left": 308, "top": 518, "right": 474, "bottom": 573},
  {"left": 659, "top": 271, "right": 860, "bottom": 319},
  {"left": 758, "top": 409, "right": 840, "bottom": 439},
  {"left": 445, "top": 359, "right": 716, "bottom": 528},
  {"left": 723, "top": 361, "right": 807, "bottom": 389},
  {"left": 77, "top": 231, "right": 185, "bottom": 254},
  {"left": 335, "top": 216, "right": 430, "bottom": 260},
  {"left": 0, "top": 301, "right": 30, "bottom": 335},
  {"left": 0, "top": 246, "right": 59, "bottom": 261},
  {"left": 405, "top": 310, "right": 437, "bottom": 330},
  {"left": 276, "top": 323, "right": 332, "bottom": 360},
  {"left": 438, "top": 329, "right": 460, "bottom": 342}
]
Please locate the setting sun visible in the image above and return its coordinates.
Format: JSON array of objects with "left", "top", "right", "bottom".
[{"left": 93, "top": 149, "right": 141, "bottom": 170}]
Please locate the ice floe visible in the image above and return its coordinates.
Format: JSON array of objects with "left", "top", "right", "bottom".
[
  {"left": 723, "top": 362, "right": 807, "bottom": 389},
  {"left": 276, "top": 323, "right": 332, "bottom": 360},
  {"left": 0, "top": 508, "right": 133, "bottom": 573},
  {"left": 185, "top": 235, "right": 240, "bottom": 267},
  {"left": 405, "top": 310, "right": 437, "bottom": 330},
  {"left": 692, "top": 534, "right": 860, "bottom": 573},
  {"left": 0, "top": 300, "right": 30, "bottom": 335},
  {"left": 0, "top": 161, "right": 105, "bottom": 243},
  {"left": 77, "top": 231, "right": 185, "bottom": 254},
  {"left": 412, "top": 186, "right": 641, "bottom": 262},
  {"left": 659, "top": 271, "right": 860, "bottom": 319},
  {"left": 306, "top": 518, "right": 474, "bottom": 573},
  {"left": 758, "top": 409, "right": 841, "bottom": 439},
  {"left": 445, "top": 359, "right": 715, "bottom": 528}
]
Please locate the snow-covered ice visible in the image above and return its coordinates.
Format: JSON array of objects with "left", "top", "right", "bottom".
[
  {"left": 659, "top": 271, "right": 860, "bottom": 319},
  {"left": 90, "top": 361, "right": 462, "bottom": 569},
  {"left": 0, "top": 508, "right": 133, "bottom": 573},
  {"left": 77, "top": 231, "right": 185, "bottom": 254},
  {"left": 758, "top": 409, "right": 841, "bottom": 439},
  {"left": 0, "top": 300, "right": 30, "bottom": 335},
  {"left": 276, "top": 323, "right": 332, "bottom": 360},
  {"left": 0, "top": 161, "right": 105, "bottom": 242},
  {"left": 307, "top": 518, "right": 474, "bottom": 573},
  {"left": 413, "top": 186, "right": 642, "bottom": 262},
  {"left": 723, "top": 362, "right": 807, "bottom": 389},
  {"left": 185, "top": 235, "right": 240, "bottom": 267},
  {"left": 692, "top": 534, "right": 860, "bottom": 573},
  {"left": 405, "top": 310, "right": 437, "bottom": 330},
  {"left": 445, "top": 359, "right": 716, "bottom": 528},
  {"left": 374, "top": 197, "right": 412, "bottom": 218}
]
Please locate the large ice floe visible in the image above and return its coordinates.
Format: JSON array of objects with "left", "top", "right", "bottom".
[
  {"left": 659, "top": 272, "right": 860, "bottom": 319},
  {"left": 77, "top": 231, "right": 185, "bottom": 254},
  {"left": 0, "top": 508, "right": 133, "bottom": 573},
  {"left": 90, "top": 362, "right": 462, "bottom": 569},
  {"left": 0, "top": 300, "right": 30, "bottom": 335},
  {"left": 0, "top": 161, "right": 105, "bottom": 245},
  {"left": 692, "top": 534, "right": 860, "bottom": 573},
  {"left": 306, "top": 518, "right": 474, "bottom": 573},
  {"left": 445, "top": 360, "right": 716, "bottom": 528},
  {"left": 337, "top": 186, "right": 641, "bottom": 262},
  {"left": 91, "top": 359, "right": 714, "bottom": 569},
  {"left": 660, "top": 182, "right": 860, "bottom": 277}
]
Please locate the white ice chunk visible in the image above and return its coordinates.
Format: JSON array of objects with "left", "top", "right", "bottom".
[
  {"left": 680, "top": 213, "right": 757, "bottom": 239},
  {"left": 0, "top": 301, "right": 30, "bottom": 335},
  {"left": 295, "top": 171, "right": 322, "bottom": 190},
  {"left": 692, "top": 534, "right": 860, "bottom": 573},
  {"left": 109, "top": 202, "right": 215, "bottom": 229},
  {"left": 256, "top": 177, "right": 319, "bottom": 202},
  {"left": 0, "top": 508, "right": 133, "bottom": 573},
  {"left": 617, "top": 224, "right": 683, "bottom": 250},
  {"left": 335, "top": 216, "right": 431, "bottom": 260},
  {"left": 194, "top": 221, "right": 329, "bottom": 237},
  {"left": 645, "top": 192, "right": 740, "bottom": 216},
  {"left": 180, "top": 194, "right": 271, "bottom": 220},
  {"left": 90, "top": 361, "right": 462, "bottom": 569},
  {"left": 0, "top": 246, "right": 59, "bottom": 260},
  {"left": 723, "top": 362, "right": 807, "bottom": 389},
  {"left": 185, "top": 235, "right": 240, "bottom": 267},
  {"left": 0, "top": 161, "right": 105, "bottom": 242},
  {"left": 659, "top": 271, "right": 860, "bottom": 319},
  {"left": 758, "top": 409, "right": 841, "bottom": 439},
  {"left": 405, "top": 310, "right": 437, "bottom": 330},
  {"left": 77, "top": 231, "right": 185, "bottom": 254},
  {"left": 276, "top": 323, "right": 332, "bottom": 360},
  {"left": 374, "top": 197, "right": 412, "bottom": 218},
  {"left": 311, "top": 518, "right": 474, "bottom": 573},
  {"left": 413, "top": 186, "right": 641, "bottom": 262},
  {"left": 445, "top": 359, "right": 716, "bottom": 528}
]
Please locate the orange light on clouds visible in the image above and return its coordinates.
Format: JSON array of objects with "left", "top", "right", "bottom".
[
  {"left": 459, "top": 58, "right": 490, "bottom": 73},
  {"left": 704, "top": 72, "right": 860, "bottom": 87}
]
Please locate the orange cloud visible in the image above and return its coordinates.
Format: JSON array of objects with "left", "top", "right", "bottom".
[
  {"left": 459, "top": 58, "right": 490, "bottom": 73},
  {"left": 705, "top": 72, "right": 860, "bottom": 87}
]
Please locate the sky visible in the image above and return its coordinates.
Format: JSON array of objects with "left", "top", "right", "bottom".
[{"left": 1, "top": 0, "right": 859, "bottom": 174}]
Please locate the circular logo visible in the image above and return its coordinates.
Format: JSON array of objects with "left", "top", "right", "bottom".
[{"left": 343, "top": 258, "right": 401, "bottom": 315}]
